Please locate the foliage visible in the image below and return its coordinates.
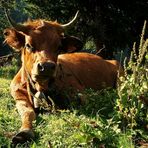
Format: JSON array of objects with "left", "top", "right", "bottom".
[
  {"left": 0, "top": 78, "right": 133, "bottom": 147},
  {"left": 18, "top": 0, "right": 148, "bottom": 58},
  {"left": 0, "top": 0, "right": 148, "bottom": 58},
  {"left": 0, "top": 78, "right": 20, "bottom": 147},
  {"left": 75, "top": 88, "right": 118, "bottom": 118},
  {"left": 0, "top": 57, "right": 19, "bottom": 79},
  {"left": 0, "top": 1, "right": 13, "bottom": 56},
  {"left": 0, "top": 0, "right": 27, "bottom": 56},
  {"left": 116, "top": 22, "right": 148, "bottom": 142},
  {"left": 83, "top": 40, "right": 96, "bottom": 53}
]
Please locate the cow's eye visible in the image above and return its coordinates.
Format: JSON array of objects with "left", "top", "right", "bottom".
[{"left": 25, "top": 43, "right": 35, "bottom": 52}]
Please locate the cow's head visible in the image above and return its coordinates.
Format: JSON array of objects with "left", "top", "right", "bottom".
[{"left": 4, "top": 11, "right": 82, "bottom": 90}]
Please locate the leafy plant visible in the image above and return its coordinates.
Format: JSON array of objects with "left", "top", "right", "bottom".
[
  {"left": 116, "top": 21, "right": 148, "bottom": 142},
  {"left": 75, "top": 88, "right": 117, "bottom": 118}
]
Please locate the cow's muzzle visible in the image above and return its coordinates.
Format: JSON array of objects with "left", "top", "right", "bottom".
[
  {"left": 37, "top": 62, "right": 56, "bottom": 73},
  {"left": 31, "top": 61, "right": 56, "bottom": 83}
]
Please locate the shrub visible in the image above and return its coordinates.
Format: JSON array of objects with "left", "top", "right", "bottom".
[{"left": 115, "top": 21, "right": 148, "bottom": 143}]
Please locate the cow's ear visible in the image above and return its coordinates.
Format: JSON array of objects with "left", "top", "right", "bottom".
[
  {"left": 61, "top": 36, "right": 83, "bottom": 53},
  {"left": 3, "top": 28, "right": 25, "bottom": 52}
]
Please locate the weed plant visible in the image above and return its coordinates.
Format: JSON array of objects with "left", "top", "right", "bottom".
[{"left": 116, "top": 21, "right": 148, "bottom": 145}]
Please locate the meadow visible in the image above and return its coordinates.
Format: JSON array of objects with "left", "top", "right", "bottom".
[{"left": 0, "top": 26, "right": 147, "bottom": 147}]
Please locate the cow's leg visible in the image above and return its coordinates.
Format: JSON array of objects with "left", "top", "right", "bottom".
[
  {"left": 12, "top": 100, "right": 36, "bottom": 144},
  {"left": 10, "top": 69, "right": 36, "bottom": 144}
]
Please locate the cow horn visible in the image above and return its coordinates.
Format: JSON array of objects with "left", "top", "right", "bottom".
[
  {"left": 61, "top": 10, "right": 79, "bottom": 28},
  {"left": 5, "top": 9, "right": 26, "bottom": 32}
]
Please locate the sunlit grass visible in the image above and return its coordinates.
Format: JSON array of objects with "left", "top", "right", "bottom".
[
  {"left": 0, "top": 77, "right": 134, "bottom": 148},
  {"left": 0, "top": 78, "right": 20, "bottom": 147}
]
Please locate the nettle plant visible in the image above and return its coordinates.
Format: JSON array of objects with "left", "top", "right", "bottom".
[{"left": 116, "top": 21, "right": 148, "bottom": 129}]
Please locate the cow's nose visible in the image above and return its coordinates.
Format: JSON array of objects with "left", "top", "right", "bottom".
[{"left": 37, "top": 62, "right": 56, "bottom": 73}]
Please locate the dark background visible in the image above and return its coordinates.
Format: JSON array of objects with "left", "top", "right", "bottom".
[{"left": 0, "top": 0, "right": 148, "bottom": 60}]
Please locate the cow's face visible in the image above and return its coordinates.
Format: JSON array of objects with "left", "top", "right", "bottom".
[
  {"left": 23, "top": 22, "right": 63, "bottom": 83},
  {"left": 4, "top": 18, "right": 82, "bottom": 89}
]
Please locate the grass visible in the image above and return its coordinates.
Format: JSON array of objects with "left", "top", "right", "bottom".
[
  {"left": 0, "top": 57, "right": 19, "bottom": 79},
  {"left": 0, "top": 78, "right": 20, "bottom": 146},
  {"left": 0, "top": 77, "right": 136, "bottom": 148}
]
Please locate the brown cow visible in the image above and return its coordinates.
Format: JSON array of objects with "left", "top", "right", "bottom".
[{"left": 3, "top": 11, "right": 123, "bottom": 145}]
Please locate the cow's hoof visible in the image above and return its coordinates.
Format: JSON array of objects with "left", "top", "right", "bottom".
[{"left": 12, "top": 130, "right": 35, "bottom": 145}]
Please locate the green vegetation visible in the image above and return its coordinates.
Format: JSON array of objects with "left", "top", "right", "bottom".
[
  {"left": 0, "top": 57, "right": 19, "bottom": 79},
  {"left": 116, "top": 22, "right": 148, "bottom": 131},
  {"left": 0, "top": 0, "right": 148, "bottom": 58},
  {"left": 0, "top": 26, "right": 148, "bottom": 147},
  {"left": 0, "top": 79, "right": 135, "bottom": 147}
]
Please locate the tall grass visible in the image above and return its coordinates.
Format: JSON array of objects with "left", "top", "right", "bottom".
[{"left": 116, "top": 21, "right": 148, "bottom": 146}]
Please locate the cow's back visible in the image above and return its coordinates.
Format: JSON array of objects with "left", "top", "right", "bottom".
[{"left": 55, "top": 53, "right": 121, "bottom": 91}]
